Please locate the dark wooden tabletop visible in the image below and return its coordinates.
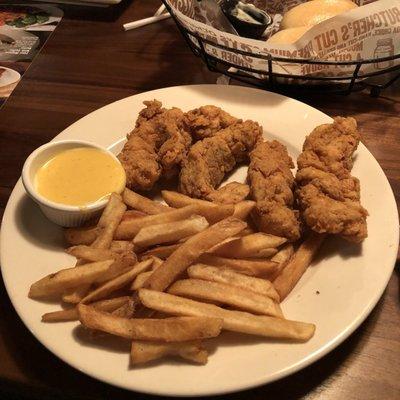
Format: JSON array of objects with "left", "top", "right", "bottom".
[{"left": 0, "top": 1, "right": 399, "bottom": 399}]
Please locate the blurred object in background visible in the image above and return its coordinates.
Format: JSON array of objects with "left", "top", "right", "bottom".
[
  {"left": 0, "top": 3, "right": 63, "bottom": 108},
  {"left": 31, "top": 0, "right": 123, "bottom": 7}
]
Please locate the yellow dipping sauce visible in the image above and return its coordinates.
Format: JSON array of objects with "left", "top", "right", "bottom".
[{"left": 35, "top": 147, "right": 126, "bottom": 206}]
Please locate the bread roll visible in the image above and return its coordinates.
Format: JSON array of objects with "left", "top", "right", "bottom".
[
  {"left": 281, "top": 0, "right": 358, "bottom": 30},
  {"left": 266, "top": 26, "right": 310, "bottom": 44}
]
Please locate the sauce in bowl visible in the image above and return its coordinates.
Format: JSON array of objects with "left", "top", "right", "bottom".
[
  {"left": 35, "top": 147, "right": 126, "bottom": 206},
  {"left": 221, "top": 0, "right": 271, "bottom": 39}
]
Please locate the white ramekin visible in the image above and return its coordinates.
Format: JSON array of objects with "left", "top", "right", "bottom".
[{"left": 21, "top": 140, "right": 125, "bottom": 227}]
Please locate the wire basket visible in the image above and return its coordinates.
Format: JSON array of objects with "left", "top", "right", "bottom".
[{"left": 163, "top": 1, "right": 400, "bottom": 96}]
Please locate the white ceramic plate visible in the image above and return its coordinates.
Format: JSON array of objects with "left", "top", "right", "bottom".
[
  {"left": 0, "top": 66, "right": 21, "bottom": 88},
  {"left": 1, "top": 85, "right": 398, "bottom": 397}
]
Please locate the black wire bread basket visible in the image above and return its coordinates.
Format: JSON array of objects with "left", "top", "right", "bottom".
[{"left": 162, "top": 0, "right": 400, "bottom": 96}]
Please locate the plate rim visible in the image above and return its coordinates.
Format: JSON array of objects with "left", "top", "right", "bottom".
[{"left": 1, "top": 84, "right": 399, "bottom": 397}]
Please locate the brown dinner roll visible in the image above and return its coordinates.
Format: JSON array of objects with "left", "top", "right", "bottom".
[
  {"left": 266, "top": 26, "right": 310, "bottom": 44},
  {"left": 281, "top": 0, "right": 358, "bottom": 30}
]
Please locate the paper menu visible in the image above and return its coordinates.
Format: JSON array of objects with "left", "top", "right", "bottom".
[{"left": 0, "top": 3, "right": 63, "bottom": 106}]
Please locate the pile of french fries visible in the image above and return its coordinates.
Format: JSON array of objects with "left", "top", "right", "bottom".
[{"left": 29, "top": 188, "right": 323, "bottom": 366}]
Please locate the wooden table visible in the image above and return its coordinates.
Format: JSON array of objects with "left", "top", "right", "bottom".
[{"left": 0, "top": 1, "right": 399, "bottom": 399}]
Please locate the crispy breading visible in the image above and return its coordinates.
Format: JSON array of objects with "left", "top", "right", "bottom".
[
  {"left": 179, "top": 120, "right": 262, "bottom": 200},
  {"left": 297, "top": 116, "right": 360, "bottom": 179},
  {"left": 118, "top": 101, "right": 192, "bottom": 190},
  {"left": 118, "top": 136, "right": 160, "bottom": 191},
  {"left": 185, "top": 105, "right": 240, "bottom": 140},
  {"left": 296, "top": 117, "right": 368, "bottom": 242},
  {"left": 248, "top": 140, "right": 300, "bottom": 242},
  {"left": 158, "top": 117, "right": 192, "bottom": 179}
]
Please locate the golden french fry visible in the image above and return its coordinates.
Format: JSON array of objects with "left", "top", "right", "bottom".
[
  {"left": 62, "top": 285, "right": 91, "bottom": 304},
  {"left": 62, "top": 259, "right": 94, "bottom": 303},
  {"left": 144, "top": 217, "right": 247, "bottom": 292},
  {"left": 131, "top": 257, "right": 162, "bottom": 290},
  {"left": 178, "top": 235, "right": 191, "bottom": 243},
  {"left": 207, "top": 236, "right": 239, "bottom": 253},
  {"left": 122, "top": 210, "right": 148, "bottom": 221},
  {"left": 254, "top": 248, "right": 278, "bottom": 258},
  {"left": 271, "top": 243, "right": 295, "bottom": 265},
  {"left": 96, "top": 253, "right": 137, "bottom": 282},
  {"left": 134, "top": 216, "right": 209, "bottom": 248},
  {"left": 111, "top": 303, "right": 131, "bottom": 317},
  {"left": 62, "top": 270, "right": 94, "bottom": 305},
  {"left": 96, "top": 193, "right": 123, "bottom": 225},
  {"left": 208, "top": 182, "right": 250, "bottom": 204},
  {"left": 65, "top": 195, "right": 128, "bottom": 301},
  {"left": 131, "top": 340, "right": 208, "bottom": 365},
  {"left": 169, "top": 279, "right": 283, "bottom": 318},
  {"left": 198, "top": 254, "right": 278, "bottom": 277},
  {"left": 198, "top": 203, "right": 234, "bottom": 224},
  {"left": 110, "top": 240, "right": 134, "bottom": 254},
  {"left": 29, "top": 260, "right": 117, "bottom": 299},
  {"left": 64, "top": 226, "right": 99, "bottom": 246},
  {"left": 273, "top": 233, "right": 325, "bottom": 301},
  {"left": 187, "top": 264, "right": 280, "bottom": 302},
  {"left": 78, "top": 304, "right": 223, "bottom": 341},
  {"left": 161, "top": 190, "right": 234, "bottom": 223},
  {"left": 238, "top": 227, "right": 255, "bottom": 236},
  {"left": 269, "top": 244, "right": 295, "bottom": 280},
  {"left": 140, "top": 243, "right": 181, "bottom": 260},
  {"left": 161, "top": 190, "right": 217, "bottom": 208},
  {"left": 131, "top": 271, "right": 153, "bottom": 291},
  {"left": 211, "top": 233, "right": 286, "bottom": 258},
  {"left": 123, "top": 188, "right": 171, "bottom": 214},
  {"left": 111, "top": 296, "right": 137, "bottom": 318},
  {"left": 92, "top": 193, "right": 127, "bottom": 249},
  {"left": 42, "top": 296, "right": 130, "bottom": 322},
  {"left": 63, "top": 193, "right": 126, "bottom": 303},
  {"left": 149, "top": 256, "right": 163, "bottom": 270},
  {"left": 115, "top": 205, "right": 200, "bottom": 240},
  {"left": 42, "top": 307, "right": 81, "bottom": 322},
  {"left": 95, "top": 296, "right": 131, "bottom": 309},
  {"left": 139, "top": 289, "right": 315, "bottom": 341},
  {"left": 232, "top": 200, "right": 256, "bottom": 220},
  {"left": 67, "top": 246, "right": 117, "bottom": 262},
  {"left": 81, "top": 259, "right": 153, "bottom": 304},
  {"left": 61, "top": 253, "right": 136, "bottom": 304}
]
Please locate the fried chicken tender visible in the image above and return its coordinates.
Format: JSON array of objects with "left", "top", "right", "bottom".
[
  {"left": 296, "top": 117, "right": 368, "bottom": 243},
  {"left": 179, "top": 120, "right": 262, "bottom": 200},
  {"left": 185, "top": 105, "right": 240, "bottom": 140},
  {"left": 248, "top": 140, "right": 301, "bottom": 242},
  {"left": 118, "top": 100, "right": 192, "bottom": 190}
]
